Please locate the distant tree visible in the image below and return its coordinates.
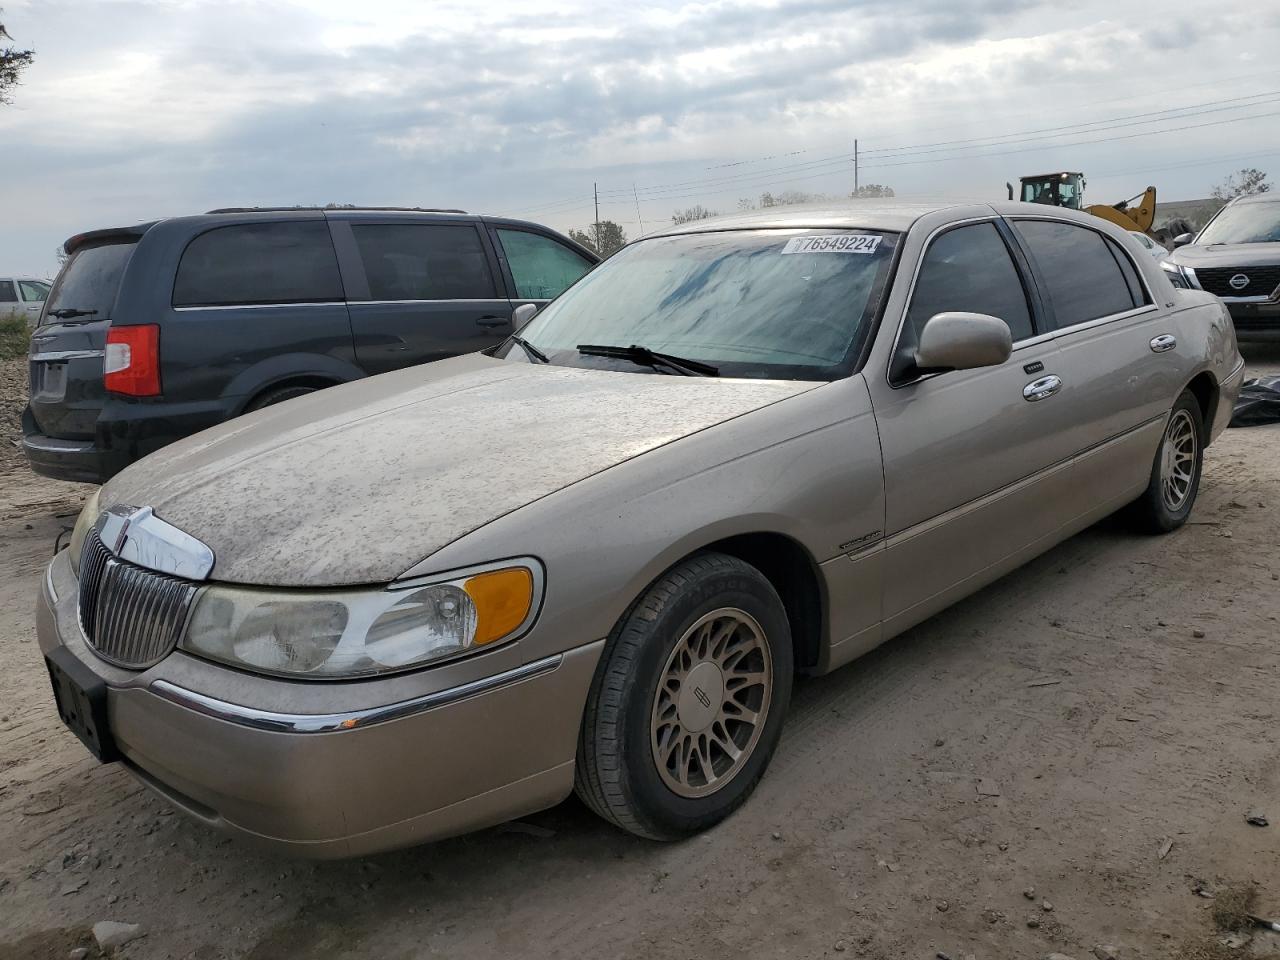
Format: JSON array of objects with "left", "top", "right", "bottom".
[
  {"left": 1211, "top": 168, "right": 1271, "bottom": 201},
  {"left": 671, "top": 205, "right": 718, "bottom": 226},
  {"left": 852, "top": 184, "right": 895, "bottom": 198},
  {"left": 569, "top": 220, "right": 627, "bottom": 256},
  {"left": 0, "top": 9, "right": 34, "bottom": 105},
  {"left": 737, "top": 197, "right": 755, "bottom": 211},
  {"left": 55, "top": 245, "right": 67, "bottom": 266},
  {"left": 760, "top": 190, "right": 823, "bottom": 208}
]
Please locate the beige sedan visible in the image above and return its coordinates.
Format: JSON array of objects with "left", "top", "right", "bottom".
[{"left": 38, "top": 200, "right": 1243, "bottom": 856}]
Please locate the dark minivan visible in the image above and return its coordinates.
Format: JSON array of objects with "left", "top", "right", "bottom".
[{"left": 23, "top": 207, "right": 598, "bottom": 483}]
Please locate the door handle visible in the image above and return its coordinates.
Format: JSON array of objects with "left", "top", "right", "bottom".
[
  {"left": 1023, "top": 374, "right": 1062, "bottom": 402},
  {"left": 476, "top": 315, "right": 509, "bottom": 328},
  {"left": 1150, "top": 334, "right": 1177, "bottom": 353}
]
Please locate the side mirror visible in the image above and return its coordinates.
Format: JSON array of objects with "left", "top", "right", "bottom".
[
  {"left": 915, "top": 312, "right": 1012, "bottom": 374},
  {"left": 512, "top": 303, "right": 539, "bottom": 330},
  {"left": 1172, "top": 232, "right": 1194, "bottom": 249}
]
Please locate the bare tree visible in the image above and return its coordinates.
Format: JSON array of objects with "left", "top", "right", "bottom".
[
  {"left": 569, "top": 221, "right": 627, "bottom": 256},
  {"left": 760, "top": 190, "right": 824, "bottom": 208},
  {"left": 1211, "top": 168, "right": 1271, "bottom": 201},
  {"left": 671, "top": 205, "right": 718, "bottom": 226},
  {"left": 852, "top": 184, "right": 895, "bottom": 198},
  {"left": 0, "top": 8, "right": 35, "bottom": 105}
]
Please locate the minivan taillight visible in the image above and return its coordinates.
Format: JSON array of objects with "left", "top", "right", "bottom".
[{"left": 104, "top": 325, "right": 161, "bottom": 396}]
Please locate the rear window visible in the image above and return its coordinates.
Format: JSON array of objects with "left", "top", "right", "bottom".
[
  {"left": 1013, "top": 220, "right": 1146, "bottom": 330},
  {"left": 174, "top": 221, "right": 344, "bottom": 307},
  {"left": 43, "top": 241, "right": 137, "bottom": 324},
  {"left": 351, "top": 223, "right": 497, "bottom": 300},
  {"left": 0, "top": 281, "right": 15, "bottom": 302}
]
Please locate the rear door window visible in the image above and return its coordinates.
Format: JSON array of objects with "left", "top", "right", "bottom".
[
  {"left": 0, "top": 281, "right": 15, "bottom": 303},
  {"left": 895, "top": 221, "right": 1033, "bottom": 381},
  {"left": 19, "top": 280, "right": 50, "bottom": 302},
  {"left": 44, "top": 242, "right": 138, "bottom": 322},
  {"left": 1012, "top": 220, "right": 1146, "bottom": 330},
  {"left": 496, "top": 229, "right": 594, "bottom": 300},
  {"left": 351, "top": 224, "right": 497, "bottom": 300},
  {"left": 173, "top": 221, "right": 344, "bottom": 307}
]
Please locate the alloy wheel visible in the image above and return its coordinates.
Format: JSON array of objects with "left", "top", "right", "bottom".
[
  {"left": 1160, "top": 408, "right": 1197, "bottom": 512},
  {"left": 649, "top": 607, "right": 773, "bottom": 799}
]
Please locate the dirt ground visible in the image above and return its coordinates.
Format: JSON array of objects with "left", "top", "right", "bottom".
[{"left": 2, "top": 350, "right": 1280, "bottom": 960}]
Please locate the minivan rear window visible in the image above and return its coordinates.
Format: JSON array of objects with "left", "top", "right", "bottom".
[
  {"left": 173, "top": 221, "right": 344, "bottom": 307},
  {"left": 42, "top": 241, "right": 137, "bottom": 324}
]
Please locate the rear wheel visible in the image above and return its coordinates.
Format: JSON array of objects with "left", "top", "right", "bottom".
[
  {"left": 245, "top": 384, "right": 318, "bottom": 412},
  {"left": 1129, "top": 390, "right": 1204, "bottom": 533},
  {"left": 575, "top": 553, "right": 793, "bottom": 840}
]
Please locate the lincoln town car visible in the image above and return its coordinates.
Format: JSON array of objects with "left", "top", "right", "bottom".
[{"left": 38, "top": 200, "right": 1244, "bottom": 857}]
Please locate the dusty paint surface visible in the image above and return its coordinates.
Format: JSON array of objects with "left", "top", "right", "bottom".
[{"left": 99, "top": 355, "right": 815, "bottom": 585}]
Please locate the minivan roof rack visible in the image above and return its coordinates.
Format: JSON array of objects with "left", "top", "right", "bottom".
[{"left": 204, "top": 206, "right": 468, "bottom": 215}]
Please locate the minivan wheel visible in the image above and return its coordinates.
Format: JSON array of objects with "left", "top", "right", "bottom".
[
  {"left": 245, "top": 384, "right": 318, "bottom": 412},
  {"left": 575, "top": 552, "right": 793, "bottom": 840},
  {"left": 1129, "top": 389, "right": 1204, "bottom": 533}
]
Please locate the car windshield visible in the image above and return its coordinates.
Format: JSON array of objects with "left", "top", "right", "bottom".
[
  {"left": 501, "top": 228, "right": 898, "bottom": 380},
  {"left": 1197, "top": 200, "right": 1280, "bottom": 245}
]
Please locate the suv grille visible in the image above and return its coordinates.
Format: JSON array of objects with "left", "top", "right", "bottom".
[
  {"left": 1194, "top": 265, "right": 1280, "bottom": 299},
  {"left": 78, "top": 529, "right": 199, "bottom": 669}
]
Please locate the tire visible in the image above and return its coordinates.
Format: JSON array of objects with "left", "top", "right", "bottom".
[
  {"left": 1129, "top": 390, "right": 1204, "bottom": 533},
  {"left": 575, "top": 552, "right": 794, "bottom": 840},
  {"left": 245, "top": 384, "right": 318, "bottom": 412}
]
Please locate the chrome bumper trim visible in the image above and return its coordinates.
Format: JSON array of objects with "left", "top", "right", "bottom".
[{"left": 147, "top": 654, "right": 564, "bottom": 734}]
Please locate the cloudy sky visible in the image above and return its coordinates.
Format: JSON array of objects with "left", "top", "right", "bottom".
[{"left": 3, "top": 0, "right": 1280, "bottom": 277}]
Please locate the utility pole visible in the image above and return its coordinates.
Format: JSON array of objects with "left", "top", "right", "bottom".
[
  {"left": 594, "top": 182, "right": 601, "bottom": 252},
  {"left": 633, "top": 183, "right": 645, "bottom": 236},
  {"left": 853, "top": 139, "right": 859, "bottom": 196}
]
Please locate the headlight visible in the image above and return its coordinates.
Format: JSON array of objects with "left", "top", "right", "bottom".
[
  {"left": 180, "top": 561, "right": 541, "bottom": 678},
  {"left": 1160, "top": 260, "right": 1189, "bottom": 289},
  {"left": 68, "top": 489, "right": 102, "bottom": 574}
]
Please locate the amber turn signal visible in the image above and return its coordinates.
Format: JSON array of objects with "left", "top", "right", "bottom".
[{"left": 464, "top": 568, "right": 535, "bottom": 645}]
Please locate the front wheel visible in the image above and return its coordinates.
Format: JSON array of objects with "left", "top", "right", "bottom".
[
  {"left": 575, "top": 553, "right": 793, "bottom": 840},
  {"left": 1129, "top": 390, "right": 1204, "bottom": 533}
]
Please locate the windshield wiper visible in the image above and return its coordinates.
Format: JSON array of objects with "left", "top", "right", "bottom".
[
  {"left": 47, "top": 308, "right": 98, "bottom": 320},
  {"left": 509, "top": 334, "right": 549, "bottom": 364},
  {"left": 576, "top": 343, "right": 719, "bottom": 377}
]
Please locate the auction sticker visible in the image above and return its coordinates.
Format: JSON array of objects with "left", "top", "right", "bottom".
[{"left": 781, "top": 234, "right": 882, "bottom": 254}]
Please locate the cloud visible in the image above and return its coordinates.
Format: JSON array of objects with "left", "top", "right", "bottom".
[{"left": 1, "top": 0, "right": 1279, "bottom": 274}]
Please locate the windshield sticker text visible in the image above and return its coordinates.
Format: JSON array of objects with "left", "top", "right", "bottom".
[{"left": 781, "top": 235, "right": 882, "bottom": 255}]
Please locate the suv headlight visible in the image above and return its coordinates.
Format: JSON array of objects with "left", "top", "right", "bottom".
[
  {"left": 180, "top": 560, "right": 541, "bottom": 678},
  {"left": 1160, "top": 260, "right": 1190, "bottom": 289}
]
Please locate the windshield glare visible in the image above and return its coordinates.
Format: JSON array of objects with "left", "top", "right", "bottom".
[
  {"left": 1197, "top": 201, "right": 1280, "bottom": 245},
  {"left": 507, "top": 228, "right": 897, "bottom": 380}
]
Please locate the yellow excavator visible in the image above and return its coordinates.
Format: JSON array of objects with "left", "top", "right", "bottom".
[{"left": 1007, "top": 172, "right": 1158, "bottom": 234}]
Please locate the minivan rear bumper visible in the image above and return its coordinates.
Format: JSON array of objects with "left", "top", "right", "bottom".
[{"left": 22, "top": 398, "right": 238, "bottom": 485}]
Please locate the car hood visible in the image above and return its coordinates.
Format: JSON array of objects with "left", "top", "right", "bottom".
[
  {"left": 100, "top": 355, "right": 816, "bottom": 586},
  {"left": 1167, "top": 241, "right": 1280, "bottom": 268}
]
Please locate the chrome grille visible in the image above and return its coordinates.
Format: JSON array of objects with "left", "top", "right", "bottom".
[{"left": 78, "top": 528, "right": 199, "bottom": 669}]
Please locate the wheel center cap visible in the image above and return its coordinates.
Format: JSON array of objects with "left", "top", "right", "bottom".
[{"left": 677, "top": 661, "right": 724, "bottom": 732}]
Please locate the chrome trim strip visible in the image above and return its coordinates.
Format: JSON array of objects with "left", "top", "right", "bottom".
[
  {"left": 45, "top": 560, "right": 59, "bottom": 604},
  {"left": 148, "top": 654, "right": 564, "bottom": 733},
  {"left": 22, "top": 435, "right": 96, "bottom": 453},
  {"left": 30, "top": 349, "right": 104, "bottom": 362},
  {"left": 171, "top": 301, "right": 346, "bottom": 312}
]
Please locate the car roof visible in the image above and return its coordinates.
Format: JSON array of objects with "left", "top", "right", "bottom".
[
  {"left": 1230, "top": 192, "right": 1280, "bottom": 206},
  {"left": 646, "top": 198, "right": 980, "bottom": 237}
]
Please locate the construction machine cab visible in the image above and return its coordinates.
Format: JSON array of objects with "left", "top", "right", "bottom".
[{"left": 1008, "top": 172, "right": 1086, "bottom": 209}]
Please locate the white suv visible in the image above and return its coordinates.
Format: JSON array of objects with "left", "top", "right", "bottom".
[{"left": 2, "top": 277, "right": 52, "bottom": 327}]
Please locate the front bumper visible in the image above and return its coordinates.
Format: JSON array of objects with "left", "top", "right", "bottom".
[
  {"left": 1221, "top": 299, "right": 1280, "bottom": 341},
  {"left": 37, "top": 551, "right": 602, "bottom": 858}
]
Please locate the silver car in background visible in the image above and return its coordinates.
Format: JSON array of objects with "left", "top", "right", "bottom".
[
  {"left": 2, "top": 276, "right": 51, "bottom": 326},
  {"left": 38, "top": 200, "right": 1243, "bottom": 857}
]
